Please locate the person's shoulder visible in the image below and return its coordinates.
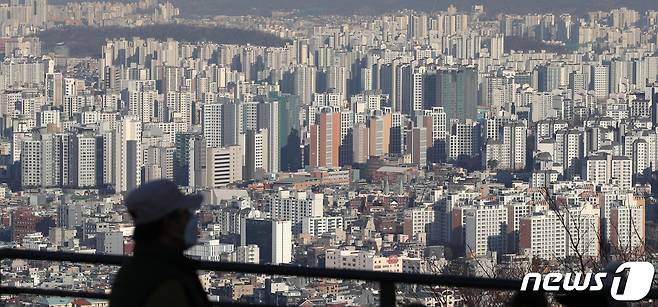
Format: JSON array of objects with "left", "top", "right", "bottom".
[{"left": 110, "top": 260, "right": 186, "bottom": 307}]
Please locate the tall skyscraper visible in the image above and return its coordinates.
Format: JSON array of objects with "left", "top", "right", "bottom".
[
  {"left": 339, "top": 110, "right": 353, "bottom": 165},
  {"left": 422, "top": 107, "right": 447, "bottom": 163},
  {"left": 436, "top": 67, "right": 478, "bottom": 121},
  {"left": 555, "top": 129, "right": 583, "bottom": 179},
  {"left": 326, "top": 66, "right": 348, "bottom": 102},
  {"left": 406, "top": 126, "right": 427, "bottom": 166},
  {"left": 277, "top": 95, "right": 303, "bottom": 172},
  {"left": 242, "top": 101, "right": 259, "bottom": 132},
  {"left": 113, "top": 116, "right": 142, "bottom": 193},
  {"left": 610, "top": 204, "right": 645, "bottom": 255},
  {"left": 258, "top": 101, "right": 279, "bottom": 173},
  {"left": 360, "top": 67, "right": 373, "bottom": 92},
  {"left": 408, "top": 14, "right": 428, "bottom": 40},
  {"left": 45, "top": 72, "right": 63, "bottom": 107},
  {"left": 401, "top": 65, "right": 424, "bottom": 116},
  {"left": 271, "top": 220, "right": 292, "bottom": 264},
  {"left": 98, "top": 132, "right": 114, "bottom": 189},
  {"left": 368, "top": 113, "right": 392, "bottom": 158},
  {"left": 20, "top": 139, "right": 41, "bottom": 188},
  {"left": 352, "top": 123, "right": 369, "bottom": 164},
  {"left": 173, "top": 132, "right": 200, "bottom": 186},
  {"left": 69, "top": 133, "right": 97, "bottom": 188},
  {"left": 592, "top": 64, "right": 610, "bottom": 99},
  {"left": 309, "top": 108, "right": 340, "bottom": 168},
  {"left": 202, "top": 103, "right": 222, "bottom": 148},
  {"left": 244, "top": 129, "right": 269, "bottom": 180},
  {"left": 568, "top": 71, "right": 586, "bottom": 95},
  {"left": 379, "top": 59, "right": 403, "bottom": 112},
  {"left": 294, "top": 66, "right": 316, "bottom": 105},
  {"left": 221, "top": 102, "right": 243, "bottom": 147}
]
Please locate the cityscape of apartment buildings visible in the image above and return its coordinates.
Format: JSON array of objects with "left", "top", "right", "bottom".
[{"left": 0, "top": 0, "right": 656, "bottom": 306}]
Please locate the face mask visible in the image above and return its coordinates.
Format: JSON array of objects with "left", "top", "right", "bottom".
[{"left": 183, "top": 210, "right": 199, "bottom": 249}]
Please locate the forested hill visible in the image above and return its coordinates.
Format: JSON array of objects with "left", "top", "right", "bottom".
[
  {"left": 38, "top": 24, "right": 289, "bottom": 58},
  {"left": 51, "top": 0, "right": 658, "bottom": 16}
]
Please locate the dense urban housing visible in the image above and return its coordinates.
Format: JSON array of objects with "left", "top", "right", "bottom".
[{"left": 0, "top": 0, "right": 656, "bottom": 305}]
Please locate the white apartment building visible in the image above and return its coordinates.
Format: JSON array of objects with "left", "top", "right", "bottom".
[
  {"left": 506, "top": 202, "right": 532, "bottom": 252},
  {"left": 582, "top": 154, "right": 632, "bottom": 189},
  {"left": 519, "top": 210, "right": 567, "bottom": 259},
  {"left": 70, "top": 134, "right": 97, "bottom": 188},
  {"left": 272, "top": 220, "right": 292, "bottom": 264},
  {"left": 20, "top": 139, "right": 41, "bottom": 188},
  {"left": 610, "top": 202, "right": 645, "bottom": 255},
  {"left": 244, "top": 129, "right": 269, "bottom": 180},
  {"left": 566, "top": 204, "right": 600, "bottom": 258},
  {"left": 269, "top": 190, "right": 323, "bottom": 231},
  {"left": 464, "top": 204, "right": 508, "bottom": 256},
  {"left": 187, "top": 240, "right": 234, "bottom": 261},
  {"left": 113, "top": 116, "right": 142, "bottom": 193},
  {"left": 518, "top": 202, "right": 600, "bottom": 260},
  {"left": 447, "top": 119, "right": 479, "bottom": 160},
  {"left": 202, "top": 103, "right": 223, "bottom": 148},
  {"left": 302, "top": 216, "right": 344, "bottom": 237},
  {"left": 403, "top": 205, "right": 436, "bottom": 240}
]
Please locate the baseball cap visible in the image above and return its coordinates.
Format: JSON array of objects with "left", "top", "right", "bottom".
[{"left": 125, "top": 179, "right": 203, "bottom": 226}]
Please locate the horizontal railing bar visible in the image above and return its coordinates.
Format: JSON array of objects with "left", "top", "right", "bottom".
[
  {"left": 0, "top": 249, "right": 521, "bottom": 289},
  {"left": 0, "top": 249, "right": 656, "bottom": 300},
  {"left": 0, "top": 249, "right": 125, "bottom": 266},
  {"left": 0, "top": 286, "right": 284, "bottom": 307},
  {"left": 194, "top": 260, "right": 523, "bottom": 289},
  {"left": 0, "top": 286, "right": 110, "bottom": 299}
]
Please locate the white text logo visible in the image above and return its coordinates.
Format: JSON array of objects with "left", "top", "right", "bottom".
[{"left": 520, "top": 262, "right": 655, "bottom": 301}]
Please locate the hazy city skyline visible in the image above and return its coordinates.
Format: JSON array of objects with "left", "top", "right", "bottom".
[{"left": 0, "top": 0, "right": 656, "bottom": 305}]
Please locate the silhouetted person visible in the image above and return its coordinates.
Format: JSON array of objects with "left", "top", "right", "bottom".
[{"left": 110, "top": 180, "right": 210, "bottom": 307}]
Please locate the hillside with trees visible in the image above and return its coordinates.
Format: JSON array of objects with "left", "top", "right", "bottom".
[{"left": 38, "top": 24, "right": 289, "bottom": 57}]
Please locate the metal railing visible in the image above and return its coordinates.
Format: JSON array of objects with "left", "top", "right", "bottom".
[{"left": 0, "top": 248, "right": 655, "bottom": 306}]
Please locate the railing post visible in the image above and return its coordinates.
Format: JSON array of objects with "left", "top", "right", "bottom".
[
  {"left": 0, "top": 250, "right": 2, "bottom": 295},
  {"left": 380, "top": 281, "right": 396, "bottom": 307}
]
